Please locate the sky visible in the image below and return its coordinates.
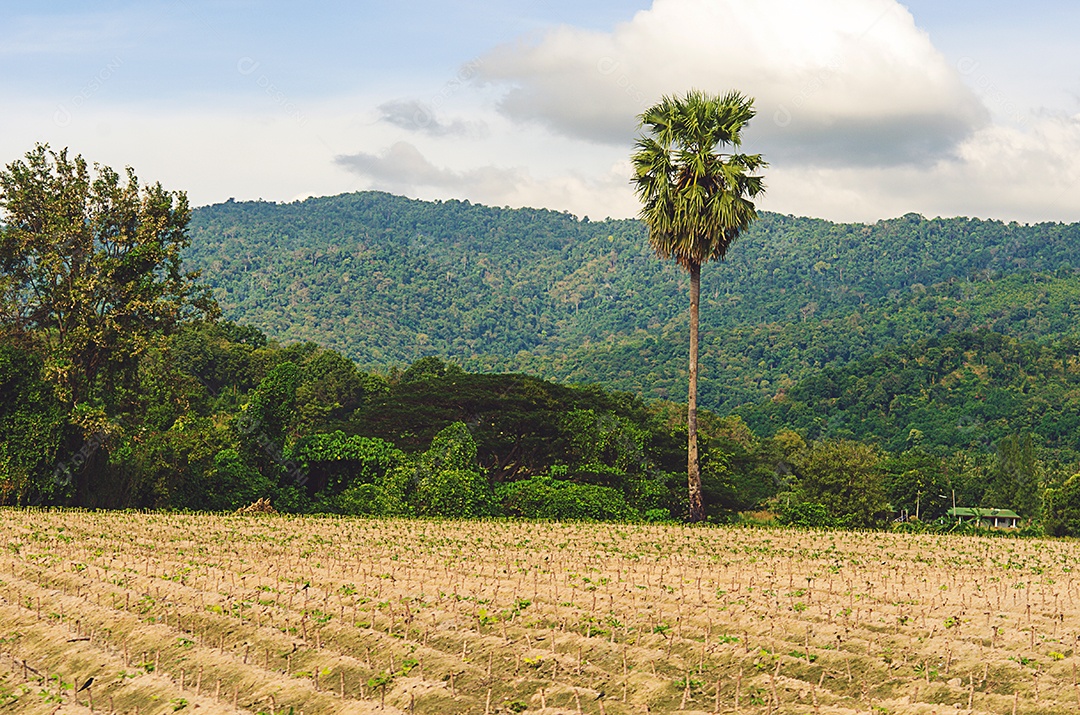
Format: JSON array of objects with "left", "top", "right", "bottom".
[{"left": 2, "top": 0, "right": 1078, "bottom": 223}]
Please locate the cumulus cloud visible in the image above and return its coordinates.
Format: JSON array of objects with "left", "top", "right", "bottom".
[
  {"left": 474, "top": 0, "right": 988, "bottom": 166},
  {"left": 377, "top": 99, "right": 487, "bottom": 138},
  {"left": 910, "top": 111, "right": 1080, "bottom": 220},
  {"left": 335, "top": 107, "right": 1080, "bottom": 223}
]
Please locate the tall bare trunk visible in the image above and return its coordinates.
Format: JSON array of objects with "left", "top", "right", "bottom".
[{"left": 687, "top": 261, "right": 704, "bottom": 522}]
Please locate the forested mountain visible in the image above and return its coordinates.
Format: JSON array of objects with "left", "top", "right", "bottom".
[{"left": 186, "top": 192, "right": 1080, "bottom": 410}]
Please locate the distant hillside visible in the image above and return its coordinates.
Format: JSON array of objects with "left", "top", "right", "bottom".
[
  {"left": 185, "top": 192, "right": 1080, "bottom": 411},
  {"left": 735, "top": 329, "right": 1080, "bottom": 459},
  {"left": 520, "top": 271, "right": 1080, "bottom": 412}
]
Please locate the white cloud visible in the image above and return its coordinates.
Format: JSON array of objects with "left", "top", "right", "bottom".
[
  {"left": 0, "top": 100, "right": 379, "bottom": 209},
  {"left": 474, "top": 0, "right": 988, "bottom": 166},
  {"left": 763, "top": 112, "right": 1080, "bottom": 222},
  {"left": 377, "top": 99, "right": 488, "bottom": 138},
  {"left": 433, "top": 0, "right": 1080, "bottom": 223},
  {"left": 335, "top": 110, "right": 1080, "bottom": 226},
  {"left": 335, "top": 141, "right": 639, "bottom": 219}
]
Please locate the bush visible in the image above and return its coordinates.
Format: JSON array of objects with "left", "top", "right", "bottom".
[
  {"left": 412, "top": 422, "right": 494, "bottom": 518},
  {"left": 272, "top": 482, "right": 312, "bottom": 513},
  {"left": 498, "top": 475, "right": 637, "bottom": 521},
  {"left": 415, "top": 467, "right": 494, "bottom": 518},
  {"left": 777, "top": 499, "right": 833, "bottom": 529},
  {"left": 197, "top": 448, "right": 274, "bottom": 511},
  {"left": 333, "top": 483, "right": 386, "bottom": 516},
  {"left": 289, "top": 431, "right": 403, "bottom": 498},
  {"left": 644, "top": 508, "right": 676, "bottom": 523},
  {"left": 317, "top": 466, "right": 416, "bottom": 517},
  {"left": 625, "top": 476, "right": 672, "bottom": 515}
]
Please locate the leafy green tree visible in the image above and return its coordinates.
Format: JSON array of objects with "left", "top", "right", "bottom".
[
  {"left": 0, "top": 144, "right": 215, "bottom": 410},
  {"left": 240, "top": 361, "right": 301, "bottom": 479},
  {"left": 561, "top": 409, "right": 647, "bottom": 486},
  {"left": 699, "top": 417, "right": 795, "bottom": 515},
  {"left": 121, "top": 415, "right": 238, "bottom": 510},
  {"left": 0, "top": 146, "right": 218, "bottom": 506},
  {"left": 295, "top": 350, "right": 370, "bottom": 431},
  {"left": 793, "top": 439, "right": 888, "bottom": 528},
  {"left": 984, "top": 433, "right": 1041, "bottom": 516},
  {"left": 353, "top": 366, "right": 649, "bottom": 481},
  {"left": 631, "top": 90, "right": 766, "bottom": 521},
  {"left": 401, "top": 356, "right": 463, "bottom": 383},
  {"left": 416, "top": 468, "right": 492, "bottom": 518},
  {"left": 413, "top": 422, "right": 493, "bottom": 517},
  {"left": 1043, "top": 473, "right": 1080, "bottom": 536},
  {"left": 170, "top": 321, "right": 264, "bottom": 399},
  {"left": 699, "top": 444, "right": 739, "bottom": 518},
  {"left": 883, "top": 447, "right": 951, "bottom": 520},
  {"left": 0, "top": 343, "right": 66, "bottom": 504}
]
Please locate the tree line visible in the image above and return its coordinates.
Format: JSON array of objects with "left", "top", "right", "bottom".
[{"left": 7, "top": 314, "right": 1079, "bottom": 534}]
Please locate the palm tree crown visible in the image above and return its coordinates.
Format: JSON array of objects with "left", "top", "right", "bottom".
[{"left": 631, "top": 89, "right": 766, "bottom": 268}]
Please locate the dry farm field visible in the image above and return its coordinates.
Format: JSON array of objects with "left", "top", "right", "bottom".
[{"left": 0, "top": 510, "right": 1079, "bottom": 714}]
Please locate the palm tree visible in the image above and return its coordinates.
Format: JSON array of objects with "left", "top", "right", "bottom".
[{"left": 631, "top": 90, "right": 766, "bottom": 522}]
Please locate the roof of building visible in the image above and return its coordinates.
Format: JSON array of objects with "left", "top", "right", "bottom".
[{"left": 947, "top": 507, "right": 1021, "bottom": 519}]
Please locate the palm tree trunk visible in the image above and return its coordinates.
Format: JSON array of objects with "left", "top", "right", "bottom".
[{"left": 687, "top": 261, "right": 704, "bottom": 522}]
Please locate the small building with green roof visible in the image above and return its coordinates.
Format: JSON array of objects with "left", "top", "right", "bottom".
[{"left": 947, "top": 507, "right": 1021, "bottom": 529}]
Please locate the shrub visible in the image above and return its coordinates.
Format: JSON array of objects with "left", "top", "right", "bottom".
[
  {"left": 289, "top": 431, "right": 403, "bottom": 497},
  {"left": 412, "top": 423, "right": 494, "bottom": 518},
  {"left": 416, "top": 467, "right": 494, "bottom": 518},
  {"left": 199, "top": 448, "right": 274, "bottom": 511},
  {"left": 778, "top": 499, "right": 832, "bottom": 529},
  {"left": 498, "top": 475, "right": 637, "bottom": 521}
]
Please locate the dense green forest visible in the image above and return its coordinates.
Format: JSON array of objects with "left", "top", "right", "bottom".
[
  {"left": 738, "top": 330, "right": 1080, "bottom": 456},
  {"left": 4, "top": 148, "right": 1080, "bottom": 534},
  {"left": 186, "top": 193, "right": 1080, "bottom": 410},
  {"left": 0, "top": 317, "right": 798, "bottom": 523}
]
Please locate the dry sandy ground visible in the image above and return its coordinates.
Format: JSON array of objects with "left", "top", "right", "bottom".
[{"left": 0, "top": 510, "right": 1078, "bottom": 714}]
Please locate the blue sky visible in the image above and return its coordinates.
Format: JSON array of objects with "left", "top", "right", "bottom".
[{"left": 2, "top": 1, "right": 1077, "bottom": 222}]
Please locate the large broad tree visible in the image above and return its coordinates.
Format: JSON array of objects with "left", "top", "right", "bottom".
[
  {"left": 0, "top": 145, "right": 215, "bottom": 504},
  {"left": 631, "top": 90, "right": 765, "bottom": 522},
  {"left": 0, "top": 144, "right": 216, "bottom": 412}
]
